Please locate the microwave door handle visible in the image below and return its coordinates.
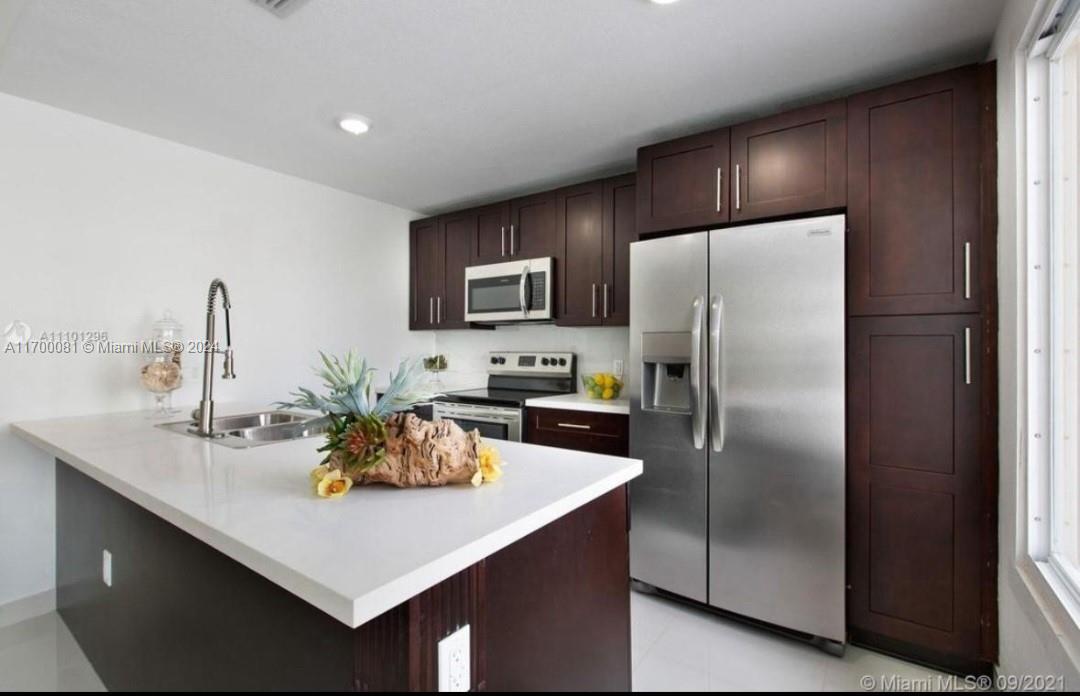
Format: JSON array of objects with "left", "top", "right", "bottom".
[
  {"left": 689, "top": 296, "right": 705, "bottom": 450},
  {"left": 519, "top": 265, "right": 529, "bottom": 317},
  {"left": 709, "top": 295, "right": 725, "bottom": 452}
]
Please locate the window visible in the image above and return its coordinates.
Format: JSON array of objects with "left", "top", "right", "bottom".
[{"left": 1029, "top": 0, "right": 1080, "bottom": 609}]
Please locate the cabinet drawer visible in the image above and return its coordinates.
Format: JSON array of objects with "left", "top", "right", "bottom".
[{"left": 526, "top": 407, "right": 628, "bottom": 456}]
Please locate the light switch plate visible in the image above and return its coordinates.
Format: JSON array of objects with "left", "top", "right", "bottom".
[
  {"left": 102, "top": 549, "right": 112, "bottom": 587},
  {"left": 437, "top": 624, "right": 470, "bottom": 692},
  {"left": 613, "top": 359, "right": 624, "bottom": 377}
]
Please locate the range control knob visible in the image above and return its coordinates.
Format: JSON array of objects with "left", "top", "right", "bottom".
[
  {"left": 558, "top": 357, "right": 567, "bottom": 366},
  {"left": 497, "top": 357, "right": 506, "bottom": 365},
  {"left": 490, "top": 357, "right": 499, "bottom": 364},
  {"left": 541, "top": 357, "right": 550, "bottom": 366}
]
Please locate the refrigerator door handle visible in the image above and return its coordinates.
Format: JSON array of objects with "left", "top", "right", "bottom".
[
  {"left": 709, "top": 295, "right": 725, "bottom": 452},
  {"left": 690, "top": 295, "right": 706, "bottom": 450}
]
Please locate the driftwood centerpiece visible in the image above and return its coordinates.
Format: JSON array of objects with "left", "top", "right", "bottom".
[
  {"left": 282, "top": 352, "right": 498, "bottom": 498},
  {"left": 329, "top": 413, "right": 480, "bottom": 488}
]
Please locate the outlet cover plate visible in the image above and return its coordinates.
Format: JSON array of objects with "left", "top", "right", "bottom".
[{"left": 437, "top": 624, "right": 470, "bottom": 692}]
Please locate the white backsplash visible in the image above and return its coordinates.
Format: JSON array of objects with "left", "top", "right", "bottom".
[{"left": 431, "top": 324, "right": 629, "bottom": 391}]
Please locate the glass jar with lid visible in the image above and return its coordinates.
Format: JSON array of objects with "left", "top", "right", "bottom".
[{"left": 141, "top": 310, "right": 184, "bottom": 417}]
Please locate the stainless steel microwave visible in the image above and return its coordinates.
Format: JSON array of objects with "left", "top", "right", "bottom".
[{"left": 464, "top": 257, "right": 553, "bottom": 323}]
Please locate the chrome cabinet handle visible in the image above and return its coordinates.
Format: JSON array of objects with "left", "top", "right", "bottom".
[
  {"left": 716, "top": 167, "right": 722, "bottom": 212},
  {"left": 603, "top": 283, "right": 609, "bottom": 319},
  {"left": 510, "top": 224, "right": 515, "bottom": 256},
  {"left": 708, "top": 295, "right": 725, "bottom": 452},
  {"left": 519, "top": 265, "right": 529, "bottom": 317},
  {"left": 964, "top": 242, "right": 972, "bottom": 300},
  {"left": 501, "top": 226, "right": 506, "bottom": 257},
  {"left": 557, "top": 422, "right": 591, "bottom": 430},
  {"left": 689, "top": 296, "right": 706, "bottom": 450},
  {"left": 964, "top": 327, "right": 972, "bottom": 385},
  {"left": 436, "top": 296, "right": 442, "bottom": 324},
  {"left": 591, "top": 283, "right": 597, "bottom": 318},
  {"left": 429, "top": 297, "right": 434, "bottom": 324},
  {"left": 735, "top": 163, "right": 741, "bottom": 212}
]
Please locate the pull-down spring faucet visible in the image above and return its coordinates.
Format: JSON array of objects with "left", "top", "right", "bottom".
[{"left": 195, "top": 278, "right": 235, "bottom": 437}]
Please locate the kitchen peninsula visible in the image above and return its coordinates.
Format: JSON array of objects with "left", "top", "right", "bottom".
[{"left": 13, "top": 404, "right": 641, "bottom": 691}]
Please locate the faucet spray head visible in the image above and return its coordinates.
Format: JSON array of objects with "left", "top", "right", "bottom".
[{"left": 222, "top": 348, "right": 236, "bottom": 379}]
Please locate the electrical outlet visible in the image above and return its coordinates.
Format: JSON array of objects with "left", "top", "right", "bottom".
[
  {"left": 613, "top": 359, "right": 624, "bottom": 377},
  {"left": 102, "top": 549, "right": 112, "bottom": 587},
  {"left": 437, "top": 624, "right": 470, "bottom": 692}
]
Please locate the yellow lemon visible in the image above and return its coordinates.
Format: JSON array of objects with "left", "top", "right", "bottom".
[{"left": 602, "top": 387, "right": 615, "bottom": 400}]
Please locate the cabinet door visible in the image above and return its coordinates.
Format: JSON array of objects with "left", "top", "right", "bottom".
[
  {"left": 510, "top": 191, "right": 557, "bottom": 258},
  {"left": 602, "top": 174, "right": 636, "bottom": 326},
  {"left": 636, "top": 128, "right": 729, "bottom": 235},
  {"left": 848, "top": 67, "right": 981, "bottom": 316},
  {"left": 409, "top": 217, "right": 441, "bottom": 330},
  {"left": 556, "top": 181, "right": 604, "bottom": 326},
  {"left": 848, "top": 314, "right": 983, "bottom": 662},
  {"left": 730, "top": 100, "right": 846, "bottom": 222},
  {"left": 472, "top": 202, "right": 510, "bottom": 266},
  {"left": 438, "top": 210, "right": 476, "bottom": 329}
]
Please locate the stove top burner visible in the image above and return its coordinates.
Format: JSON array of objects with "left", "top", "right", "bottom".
[{"left": 435, "top": 388, "right": 563, "bottom": 408}]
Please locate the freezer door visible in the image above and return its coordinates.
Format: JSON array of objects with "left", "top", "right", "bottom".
[
  {"left": 707, "top": 215, "right": 846, "bottom": 642},
  {"left": 629, "top": 232, "right": 710, "bottom": 603}
]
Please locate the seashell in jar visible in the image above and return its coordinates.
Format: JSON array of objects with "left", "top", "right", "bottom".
[{"left": 140, "top": 360, "right": 181, "bottom": 394}]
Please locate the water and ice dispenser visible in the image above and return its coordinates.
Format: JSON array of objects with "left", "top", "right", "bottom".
[{"left": 640, "top": 332, "right": 693, "bottom": 414}]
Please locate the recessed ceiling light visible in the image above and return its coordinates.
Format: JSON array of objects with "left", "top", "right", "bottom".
[
  {"left": 649, "top": 0, "right": 680, "bottom": 4},
  {"left": 338, "top": 115, "right": 371, "bottom": 136}
]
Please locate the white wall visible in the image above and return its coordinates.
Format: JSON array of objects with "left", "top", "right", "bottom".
[
  {"left": 990, "top": 0, "right": 1080, "bottom": 684},
  {"left": 432, "top": 325, "right": 629, "bottom": 391},
  {"left": 0, "top": 92, "right": 431, "bottom": 609}
]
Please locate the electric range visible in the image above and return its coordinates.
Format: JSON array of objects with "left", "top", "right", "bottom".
[{"left": 432, "top": 351, "right": 576, "bottom": 441}]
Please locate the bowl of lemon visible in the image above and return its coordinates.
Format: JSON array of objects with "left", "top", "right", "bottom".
[{"left": 582, "top": 372, "right": 624, "bottom": 400}]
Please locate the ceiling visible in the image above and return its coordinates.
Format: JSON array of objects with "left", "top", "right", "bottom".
[{"left": 0, "top": 0, "right": 1006, "bottom": 214}]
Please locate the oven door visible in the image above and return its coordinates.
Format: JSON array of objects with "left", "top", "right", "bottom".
[
  {"left": 432, "top": 402, "right": 522, "bottom": 442},
  {"left": 465, "top": 257, "right": 552, "bottom": 322}
]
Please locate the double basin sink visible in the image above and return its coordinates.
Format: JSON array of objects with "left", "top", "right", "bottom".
[{"left": 158, "top": 410, "right": 327, "bottom": 449}]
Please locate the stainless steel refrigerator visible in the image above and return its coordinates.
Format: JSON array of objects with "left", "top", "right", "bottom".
[{"left": 628, "top": 214, "right": 846, "bottom": 646}]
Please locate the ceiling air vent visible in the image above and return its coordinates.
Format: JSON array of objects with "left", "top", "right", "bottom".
[{"left": 251, "top": 0, "right": 310, "bottom": 18}]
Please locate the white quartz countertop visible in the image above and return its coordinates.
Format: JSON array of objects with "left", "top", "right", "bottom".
[
  {"left": 12, "top": 404, "right": 641, "bottom": 628},
  {"left": 524, "top": 392, "right": 630, "bottom": 415}
]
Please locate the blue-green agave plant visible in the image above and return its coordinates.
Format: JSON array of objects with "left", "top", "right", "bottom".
[
  {"left": 278, "top": 351, "right": 439, "bottom": 423},
  {"left": 279, "top": 352, "right": 441, "bottom": 472}
]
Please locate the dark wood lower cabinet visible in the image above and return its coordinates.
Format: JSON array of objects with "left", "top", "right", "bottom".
[
  {"left": 525, "top": 407, "right": 629, "bottom": 457},
  {"left": 847, "top": 315, "right": 989, "bottom": 672},
  {"left": 56, "top": 460, "right": 631, "bottom": 691}
]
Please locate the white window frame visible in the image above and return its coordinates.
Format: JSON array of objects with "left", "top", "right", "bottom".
[{"left": 1026, "top": 0, "right": 1080, "bottom": 623}]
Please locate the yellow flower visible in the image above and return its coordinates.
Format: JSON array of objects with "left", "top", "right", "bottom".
[
  {"left": 315, "top": 469, "right": 353, "bottom": 498},
  {"left": 477, "top": 444, "right": 503, "bottom": 484},
  {"left": 310, "top": 465, "right": 330, "bottom": 488}
]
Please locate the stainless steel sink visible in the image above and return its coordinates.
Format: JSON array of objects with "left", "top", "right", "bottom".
[{"left": 157, "top": 410, "right": 327, "bottom": 449}]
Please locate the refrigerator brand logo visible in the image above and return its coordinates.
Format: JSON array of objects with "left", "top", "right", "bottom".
[{"left": 2, "top": 320, "right": 32, "bottom": 347}]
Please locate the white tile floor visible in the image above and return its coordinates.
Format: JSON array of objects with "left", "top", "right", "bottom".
[
  {"left": 0, "top": 593, "right": 953, "bottom": 692},
  {"left": 0, "top": 613, "right": 104, "bottom": 692},
  {"left": 631, "top": 590, "right": 955, "bottom": 692}
]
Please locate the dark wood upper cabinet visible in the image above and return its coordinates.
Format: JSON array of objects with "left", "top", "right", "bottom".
[
  {"left": 409, "top": 217, "right": 441, "bottom": 330},
  {"left": 555, "top": 174, "right": 636, "bottom": 327},
  {"left": 510, "top": 191, "right": 557, "bottom": 259},
  {"left": 472, "top": 202, "right": 511, "bottom": 266},
  {"left": 636, "top": 128, "right": 730, "bottom": 235},
  {"left": 847, "top": 66, "right": 981, "bottom": 316},
  {"left": 848, "top": 314, "right": 984, "bottom": 664},
  {"left": 438, "top": 210, "right": 476, "bottom": 329},
  {"left": 556, "top": 181, "right": 604, "bottom": 326},
  {"left": 602, "top": 174, "right": 636, "bottom": 326},
  {"left": 730, "top": 99, "right": 846, "bottom": 222}
]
